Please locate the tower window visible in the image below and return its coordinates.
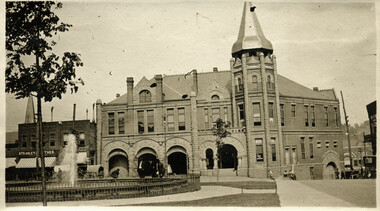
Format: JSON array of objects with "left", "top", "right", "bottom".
[
  {"left": 252, "top": 75, "right": 258, "bottom": 90},
  {"left": 271, "top": 138, "right": 276, "bottom": 161},
  {"left": 139, "top": 90, "right": 151, "bottom": 103},
  {"left": 269, "top": 102, "right": 274, "bottom": 123},
  {"left": 236, "top": 76, "right": 243, "bottom": 92},
  {"left": 238, "top": 104, "right": 245, "bottom": 127},
  {"left": 267, "top": 75, "right": 272, "bottom": 90},
  {"left": 256, "top": 138, "right": 264, "bottom": 162},
  {"left": 280, "top": 104, "right": 285, "bottom": 126},
  {"left": 253, "top": 103, "right": 261, "bottom": 126}
]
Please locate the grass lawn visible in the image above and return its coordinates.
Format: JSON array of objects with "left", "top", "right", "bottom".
[
  {"left": 201, "top": 181, "right": 276, "bottom": 189},
  {"left": 128, "top": 193, "right": 280, "bottom": 207}
]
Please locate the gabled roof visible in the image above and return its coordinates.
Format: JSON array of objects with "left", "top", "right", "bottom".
[
  {"left": 105, "top": 70, "right": 336, "bottom": 105},
  {"left": 277, "top": 75, "right": 336, "bottom": 100}
]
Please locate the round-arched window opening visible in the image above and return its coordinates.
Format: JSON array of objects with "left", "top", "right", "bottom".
[
  {"left": 139, "top": 90, "right": 151, "bottom": 103},
  {"left": 211, "top": 95, "right": 220, "bottom": 100}
]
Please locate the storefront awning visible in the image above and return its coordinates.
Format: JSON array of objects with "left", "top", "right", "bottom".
[
  {"left": 6, "top": 158, "right": 17, "bottom": 168},
  {"left": 77, "top": 152, "right": 88, "bottom": 164},
  {"left": 16, "top": 157, "right": 56, "bottom": 168}
]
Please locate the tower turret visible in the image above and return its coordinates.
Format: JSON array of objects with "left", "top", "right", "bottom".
[
  {"left": 25, "top": 95, "right": 36, "bottom": 123},
  {"left": 232, "top": 2, "right": 273, "bottom": 57}
]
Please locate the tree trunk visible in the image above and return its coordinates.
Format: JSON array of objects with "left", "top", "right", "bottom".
[{"left": 37, "top": 96, "right": 47, "bottom": 206}]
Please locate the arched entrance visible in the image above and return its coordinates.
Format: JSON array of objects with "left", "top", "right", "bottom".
[
  {"left": 322, "top": 150, "right": 341, "bottom": 180},
  {"left": 167, "top": 146, "right": 187, "bottom": 175},
  {"left": 206, "top": 148, "right": 214, "bottom": 169},
  {"left": 108, "top": 149, "right": 129, "bottom": 178},
  {"left": 136, "top": 147, "right": 157, "bottom": 177},
  {"left": 218, "top": 144, "right": 238, "bottom": 169},
  {"left": 324, "top": 162, "right": 338, "bottom": 180}
]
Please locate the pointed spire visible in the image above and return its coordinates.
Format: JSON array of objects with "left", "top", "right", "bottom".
[
  {"left": 25, "top": 95, "right": 36, "bottom": 123},
  {"left": 232, "top": 2, "right": 273, "bottom": 56}
]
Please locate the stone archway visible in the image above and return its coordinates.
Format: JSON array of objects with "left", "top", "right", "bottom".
[
  {"left": 322, "top": 150, "right": 341, "bottom": 180},
  {"left": 167, "top": 146, "right": 187, "bottom": 175},
  {"left": 218, "top": 144, "right": 238, "bottom": 169},
  {"left": 136, "top": 147, "right": 157, "bottom": 177},
  {"left": 108, "top": 148, "right": 129, "bottom": 178}
]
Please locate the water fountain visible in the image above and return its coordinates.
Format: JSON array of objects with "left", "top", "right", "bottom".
[{"left": 56, "top": 134, "right": 77, "bottom": 186}]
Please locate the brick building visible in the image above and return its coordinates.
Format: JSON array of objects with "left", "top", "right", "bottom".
[
  {"left": 6, "top": 96, "right": 97, "bottom": 180},
  {"left": 95, "top": 2, "right": 344, "bottom": 179}
]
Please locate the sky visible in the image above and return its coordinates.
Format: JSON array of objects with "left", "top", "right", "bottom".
[{"left": 3, "top": 0, "right": 377, "bottom": 132}]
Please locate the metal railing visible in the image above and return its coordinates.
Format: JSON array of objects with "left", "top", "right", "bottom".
[{"left": 6, "top": 174, "right": 200, "bottom": 203}]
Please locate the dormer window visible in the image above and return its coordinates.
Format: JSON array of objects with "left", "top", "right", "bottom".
[
  {"left": 139, "top": 90, "right": 151, "bottom": 103},
  {"left": 211, "top": 95, "right": 220, "bottom": 100}
]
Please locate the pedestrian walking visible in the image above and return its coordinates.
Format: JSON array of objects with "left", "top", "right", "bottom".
[
  {"left": 158, "top": 160, "right": 165, "bottom": 178},
  {"left": 138, "top": 159, "right": 144, "bottom": 178},
  {"left": 57, "top": 168, "right": 62, "bottom": 182},
  {"left": 167, "top": 164, "right": 173, "bottom": 176}
]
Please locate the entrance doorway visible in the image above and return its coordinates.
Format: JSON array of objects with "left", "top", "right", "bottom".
[
  {"left": 138, "top": 153, "right": 157, "bottom": 177},
  {"left": 218, "top": 144, "right": 237, "bottom": 169},
  {"left": 168, "top": 152, "right": 187, "bottom": 174},
  {"left": 108, "top": 154, "right": 129, "bottom": 178},
  {"left": 206, "top": 149, "right": 214, "bottom": 169},
  {"left": 324, "top": 162, "right": 338, "bottom": 179}
]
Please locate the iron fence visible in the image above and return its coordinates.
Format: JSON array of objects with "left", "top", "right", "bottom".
[{"left": 6, "top": 174, "right": 200, "bottom": 203}]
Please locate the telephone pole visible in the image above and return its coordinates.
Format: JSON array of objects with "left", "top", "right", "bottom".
[{"left": 340, "top": 91, "right": 353, "bottom": 173}]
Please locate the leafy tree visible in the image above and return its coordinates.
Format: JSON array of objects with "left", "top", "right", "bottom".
[
  {"left": 6, "top": 2, "right": 83, "bottom": 206},
  {"left": 212, "top": 118, "right": 231, "bottom": 181}
]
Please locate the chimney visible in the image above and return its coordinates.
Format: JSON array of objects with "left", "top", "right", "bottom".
[
  {"left": 192, "top": 69, "right": 198, "bottom": 95},
  {"left": 116, "top": 93, "right": 120, "bottom": 98},
  {"left": 155, "top": 75, "right": 163, "bottom": 103},
  {"left": 313, "top": 87, "right": 319, "bottom": 91},
  {"left": 127, "top": 77, "right": 134, "bottom": 105},
  {"left": 213, "top": 67, "right": 218, "bottom": 72}
]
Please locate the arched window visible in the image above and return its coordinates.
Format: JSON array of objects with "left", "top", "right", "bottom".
[
  {"left": 206, "top": 149, "right": 214, "bottom": 169},
  {"left": 211, "top": 95, "right": 220, "bottom": 100},
  {"left": 252, "top": 75, "right": 258, "bottom": 90},
  {"left": 139, "top": 90, "right": 151, "bottom": 103},
  {"left": 267, "top": 75, "right": 272, "bottom": 90},
  {"left": 237, "top": 77, "right": 243, "bottom": 91}
]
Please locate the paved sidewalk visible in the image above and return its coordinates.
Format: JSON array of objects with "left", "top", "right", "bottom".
[
  {"left": 7, "top": 175, "right": 278, "bottom": 208},
  {"left": 276, "top": 180, "right": 355, "bottom": 207},
  {"left": 201, "top": 175, "right": 273, "bottom": 183}
]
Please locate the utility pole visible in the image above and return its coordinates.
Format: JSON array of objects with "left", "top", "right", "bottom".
[
  {"left": 51, "top": 106, "right": 54, "bottom": 122},
  {"left": 340, "top": 91, "right": 353, "bottom": 173},
  {"left": 73, "top": 104, "right": 76, "bottom": 131}
]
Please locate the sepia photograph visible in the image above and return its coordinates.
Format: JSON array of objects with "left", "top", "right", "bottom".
[{"left": 3, "top": 0, "right": 377, "bottom": 209}]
